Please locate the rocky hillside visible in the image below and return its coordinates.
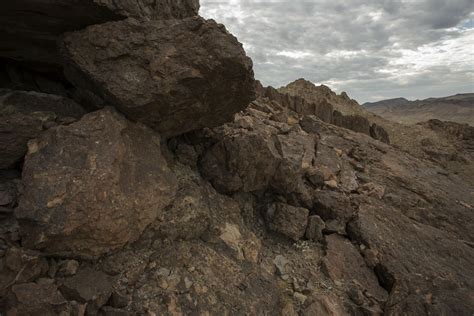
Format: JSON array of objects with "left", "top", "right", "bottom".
[
  {"left": 275, "top": 79, "right": 474, "bottom": 178},
  {"left": 364, "top": 94, "right": 474, "bottom": 126},
  {"left": 1, "top": 1, "right": 473, "bottom": 315}
]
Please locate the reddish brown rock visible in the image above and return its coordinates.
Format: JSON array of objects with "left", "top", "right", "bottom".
[
  {"left": 16, "top": 108, "right": 177, "bottom": 258},
  {"left": 266, "top": 203, "right": 309, "bottom": 241},
  {"left": 61, "top": 17, "right": 255, "bottom": 136}
]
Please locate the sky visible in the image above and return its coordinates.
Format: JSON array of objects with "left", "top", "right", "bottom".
[{"left": 200, "top": 0, "right": 474, "bottom": 103}]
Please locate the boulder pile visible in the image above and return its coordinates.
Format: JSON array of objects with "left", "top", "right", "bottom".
[{"left": 0, "top": 1, "right": 473, "bottom": 315}]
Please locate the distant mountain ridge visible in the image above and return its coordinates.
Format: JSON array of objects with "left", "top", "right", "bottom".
[
  {"left": 364, "top": 97, "right": 408, "bottom": 108},
  {"left": 363, "top": 93, "right": 474, "bottom": 126}
]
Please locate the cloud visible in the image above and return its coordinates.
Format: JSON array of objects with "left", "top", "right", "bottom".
[{"left": 201, "top": 0, "right": 474, "bottom": 102}]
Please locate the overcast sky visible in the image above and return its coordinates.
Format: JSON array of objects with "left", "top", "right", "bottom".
[{"left": 200, "top": 0, "right": 474, "bottom": 103}]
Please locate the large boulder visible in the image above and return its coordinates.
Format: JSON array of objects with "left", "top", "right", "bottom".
[
  {"left": 0, "top": 0, "right": 199, "bottom": 72},
  {"left": 61, "top": 17, "right": 255, "bottom": 136},
  {"left": 15, "top": 108, "right": 177, "bottom": 258},
  {"left": 0, "top": 90, "right": 85, "bottom": 169}
]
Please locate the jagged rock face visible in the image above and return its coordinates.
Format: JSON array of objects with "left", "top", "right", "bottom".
[
  {"left": 332, "top": 111, "right": 371, "bottom": 135},
  {"left": 260, "top": 82, "right": 391, "bottom": 143},
  {"left": 0, "top": 90, "right": 85, "bottom": 169},
  {"left": 263, "top": 86, "right": 334, "bottom": 123},
  {"left": 370, "top": 123, "right": 390, "bottom": 143},
  {"left": 61, "top": 17, "right": 255, "bottom": 136},
  {"left": 15, "top": 108, "right": 177, "bottom": 258},
  {"left": 279, "top": 78, "right": 361, "bottom": 117},
  {"left": 0, "top": 0, "right": 199, "bottom": 72},
  {"left": 200, "top": 108, "right": 316, "bottom": 209}
]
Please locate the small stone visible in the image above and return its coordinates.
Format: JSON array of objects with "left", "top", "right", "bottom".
[
  {"left": 219, "top": 223, "right": 243, "bottom": 258},
  {"left": 305, "top": 215, "right": 325, "bottom": 241},
  {"left": 324, "top": 179, "right": 338, "bottom": 189},
  {"left": 357, "top": 182, "right": 385, "bottom": 199},
  {"left": 292, "top": 278, "right": 301, "bottom": 292},
  {"left": 109, "top": 291, "right": 130, "bottom": 308},
  {"left": 71, "top": 301, "right": 87, "bottom": 316},
  {"left": 266, "top": 203, "right": 309, "bottom": 241},
  {"left": 243, "top": 243, "right": 260, "bottom": 263},
  {"left": 362, "top": 248, "right": 379, "bottom": 268},
  {"left": 306, "top": 169, "right": 325, "bottom": 187},
  {"left": 156, "top": 267, "right": 171, "bottom": 278},
  {"left": 274, "top": 255, "right": 289, "bottom": 276},
  {"left": 184, "top": 277, "right": 193, "bottom": 289},
  {"left": 43, "top": 120, "right": 58, "bottom": 129},
  {"left": 355, "top": 164, "right": 365, "bottom": 172},
  {"left": 323, "top": 220, "right": 346, "bottom": 235},
  {"left": 294, "top": 292, "right": 307, "bottom": 305},
  {"left": 348, "top": 285, "right": 365, "bottom": 305},
  {"left": 320, "top": 166, "right": 337, "bottom": 181},
  {"left": 48, "top": 259, "right": 59, "bottom": 278},
  {"left": 157, "top": 279, "right": 169, "bottom": 290},
  {"left": 166, "top": 274, "right": 181, "bottom": 290},
  {"left": 58, "top": 260, "right": 79, "bottom": 277}
]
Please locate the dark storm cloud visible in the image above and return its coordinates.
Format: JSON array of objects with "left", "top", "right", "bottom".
[{"left": 201, "top": 0, "right": 474, "bottom": 102}]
